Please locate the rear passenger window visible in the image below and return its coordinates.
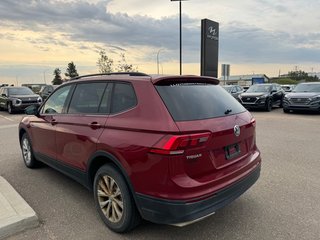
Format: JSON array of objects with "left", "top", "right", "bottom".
[
  {"left": 111, "top": 83, "right": 137, "bottom": 114},
  {"left": 68, "top": 83, "right": 107, "bottom": 114}
]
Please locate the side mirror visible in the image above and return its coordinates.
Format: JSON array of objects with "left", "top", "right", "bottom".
[
  {"left": 25, "top": 105, "right": 39, "bottom": 116},
  {"left": 271, "top": 90, "right": 277, "bottom": 94}
]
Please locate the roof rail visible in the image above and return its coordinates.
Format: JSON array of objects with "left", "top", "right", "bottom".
[{"left": 70, "top": 72, "right": 150, "bottom": 81}]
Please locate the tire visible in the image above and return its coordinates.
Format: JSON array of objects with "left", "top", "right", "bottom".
[
  {"left": 283, "top": 108, "right": 290, "bottom": 113},
  {"left": 94, "top": 164, "right": 141, "bottom": 233},
  {"left": 7, "top": 102, "right": 14, "bottom": 114},
  {"left": 265, "top": 99, "right": 272, "bottom": 112},
  {"left": 279, "top": 98, "right": 283, "bottom": 108},
  {"left": 20, "top": 133, "right": 39, "bottom": 168}
]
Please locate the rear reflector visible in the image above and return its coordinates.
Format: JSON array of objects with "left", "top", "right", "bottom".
[
  {"left": 250, "top": 118, "right": 256, "bottom": 127},
  {"left": 150, "top": 132, "right": 211, "bottom": 155}
]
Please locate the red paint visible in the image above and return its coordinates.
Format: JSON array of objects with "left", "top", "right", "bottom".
[{"left": 20, "top": 74, "right": 261, "bottom": 203}]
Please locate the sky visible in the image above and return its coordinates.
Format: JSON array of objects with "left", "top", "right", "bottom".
[{"left": 0, "top": 0, "right": 319, "bottom": 85}]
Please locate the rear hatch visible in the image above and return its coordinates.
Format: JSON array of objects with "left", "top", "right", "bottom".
[{"left": 153, "top": 77, "right": 257, "bottom": 186}]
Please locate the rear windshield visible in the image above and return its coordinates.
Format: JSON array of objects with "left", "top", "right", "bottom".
[{"left": 156, "top": 83, "right": 246, "bottom": 121}]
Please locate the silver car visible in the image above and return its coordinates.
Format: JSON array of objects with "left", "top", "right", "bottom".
[{"left": 283, "top": 82, "right": 320, "bottom": 113}]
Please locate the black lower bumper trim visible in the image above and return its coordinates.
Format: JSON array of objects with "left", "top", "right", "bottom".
[
  {"left": 136, "top": 164, "right": 261, "bottom": 225},
  {"left": 284, "top": 106, "right": 320, "bottom": 112}
]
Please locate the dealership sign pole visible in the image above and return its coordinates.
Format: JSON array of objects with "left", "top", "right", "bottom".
[{"left": 201, "top": 19, "right": 219, "bottom": 78}]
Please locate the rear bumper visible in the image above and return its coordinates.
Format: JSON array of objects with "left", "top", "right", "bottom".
[{"left": 135, "top": 163, "right": 261, "bottom": 225}]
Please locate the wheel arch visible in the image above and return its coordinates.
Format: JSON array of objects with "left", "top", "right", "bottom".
[
  {"left": 18, "top": 127, "right": 27, "bottom": 145},
  {"left": 87, "top": 151, "right": 134, "bottom": 192},
  {"left": 87, "top": 151, "right": 142, "bottom": 213}
]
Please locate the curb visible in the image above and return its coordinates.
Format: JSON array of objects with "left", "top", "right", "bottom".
[{"left": 0, "top": 176, "right": 39, "bottom": 239}]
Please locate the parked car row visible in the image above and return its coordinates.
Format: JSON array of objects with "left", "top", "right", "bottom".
[
  {"left": 0, "top": 84, "right": 59, "bottom": 114},
  {"left": 223, "top": 82, "right": 320, "bottom": 113}
]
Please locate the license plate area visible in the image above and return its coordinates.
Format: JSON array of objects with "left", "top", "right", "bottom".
[{"left": 225, "top": 143, "right": 241, "bottom": 160}]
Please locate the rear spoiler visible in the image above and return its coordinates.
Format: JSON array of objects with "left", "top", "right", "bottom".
[{"left": 152, "top": 75, "right": 219, "bottom": 85}]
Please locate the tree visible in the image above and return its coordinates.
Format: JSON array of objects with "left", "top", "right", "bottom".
[
  {"left": 288, "top": 70, "right": 319, "bottom": 82},
  {"left": 52, "top": 68, "right": 63, "bottom": 85},
  {"left": 97, "top": 50, "right": 114, "bottom": 73},
  {"left": 116, "top": 53, "right": 138, "bottom": 72},
  {"left": 65, "top": 61, "right": 79, "bottom": 79}
]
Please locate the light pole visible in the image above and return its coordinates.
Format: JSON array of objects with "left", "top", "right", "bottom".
[
  {"left": 171, "top": 0, "right": 188, "bottom": 75},
  {"left": 43, "top": 69, "right": 49, "bottom": 84},
  {"left": 157, "top": 49, "right": 164, "bottom": 74}
]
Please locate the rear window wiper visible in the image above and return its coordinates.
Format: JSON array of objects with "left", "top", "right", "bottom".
[{"left": 224, "top": 109, "right": 232, "bottom": 115}]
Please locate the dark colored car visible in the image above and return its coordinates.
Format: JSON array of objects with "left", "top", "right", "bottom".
[
  {"left": 19, "top": 73, "right": 261, "bottom": 233},
  {"left": 0, "top": 86, "right": 42, "bottom": 114},
  {"left": 238, "top": 83, "right": 285, "bottom": 111},
  {"left": 222, "top": 85, "right": 244, "bottom": 99},
  {"left": 39, "top": 85, "right": 59, "bottom": 100},
  {"left": 283, "top": 82, "right": 320, "bottom": 113},
  {"left": 281, "top": 84, "right": 296, "bottom": 92},
  {"left": 21, "top": 83, "right": 47, "bottom": 94}
]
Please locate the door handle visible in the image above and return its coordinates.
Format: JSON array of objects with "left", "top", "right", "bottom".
[
  {"left": 89, "top": 122, "right": 101, "bottom": 129},
  {"left": 51, "top": 119, "right": 57, "bottom": 125}
]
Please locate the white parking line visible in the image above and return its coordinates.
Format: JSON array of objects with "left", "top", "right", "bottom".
[
  {"left": 0, "top": 124, "right": 18, "bottom": 130},
  {"left": 0, "top": 115, "right": 15, "bottom": 122}
]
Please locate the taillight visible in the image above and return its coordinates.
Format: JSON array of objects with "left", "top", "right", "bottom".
[{"left": 150, "top": 132, "right": 211, "bottom": 155}]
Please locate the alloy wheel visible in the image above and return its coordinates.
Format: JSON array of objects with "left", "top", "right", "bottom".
[
  {"left": 97, "top": 175, "right": 123, "bottom": 223},
  {"left": 22, "top": 137, "right": 32, "bottom": 165}
]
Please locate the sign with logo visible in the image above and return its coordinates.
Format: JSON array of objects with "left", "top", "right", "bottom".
[
  {"left": 206, "top": 26, "right": 219, "bottom": 41},
  {"left": 201, "top": 19, "right": 219, "bottom": 78}
]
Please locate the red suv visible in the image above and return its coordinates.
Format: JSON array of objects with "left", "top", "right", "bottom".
[{"left": 19, "top": 73, "right": 261, "bottom": 232}]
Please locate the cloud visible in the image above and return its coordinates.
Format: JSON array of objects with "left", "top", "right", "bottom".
[
  {"left": 0, "top": 0, "right": 319, "bottom": 65},
  {"left": 220, "top": 22, "right": 320, "bottom": 63}
]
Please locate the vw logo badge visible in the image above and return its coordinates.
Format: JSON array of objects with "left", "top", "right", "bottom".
[{"left": 234, "top": 125, "right": 240, "bottom": 137}]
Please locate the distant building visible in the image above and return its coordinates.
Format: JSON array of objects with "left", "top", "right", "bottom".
[
  {"left": 219, "top": 74, "right": 269, "bottom": 86},
  {"left": 279, "top": 74, "right": 289, "bottom": 78}
]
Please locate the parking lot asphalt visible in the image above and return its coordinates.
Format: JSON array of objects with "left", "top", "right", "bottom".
[{"left": 0, "top": 109, "right": 320, "bottom": 240}]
